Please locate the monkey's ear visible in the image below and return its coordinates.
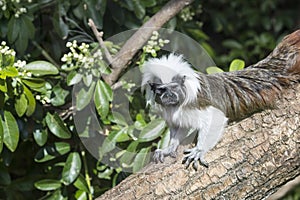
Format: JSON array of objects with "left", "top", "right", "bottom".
[{"left": 172, "top": 75, "right": 186, "bottom": 85}]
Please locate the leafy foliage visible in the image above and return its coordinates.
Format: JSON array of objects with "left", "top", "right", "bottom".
[{"left": 0, "top": 0, "right": 299, "bottom": 199}]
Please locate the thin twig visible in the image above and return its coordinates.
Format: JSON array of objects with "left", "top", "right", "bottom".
[
  {"left": 88, "top": 19, "right": 115, "bottom": 68},
  {"left": 32, "top": 41, "right": 60, "bottom": 68}
]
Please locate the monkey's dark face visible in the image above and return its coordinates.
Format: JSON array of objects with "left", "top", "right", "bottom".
[{"left": 149, "top": 76, "right": 186, "bottom": 107}]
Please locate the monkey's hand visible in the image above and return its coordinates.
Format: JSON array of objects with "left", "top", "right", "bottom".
[
  {"left": 182, "top": 147, "right": 208, "bottom": 169},
  {"left": 153, "top": 127, "right": 184, "bottom": 163},
  {"left": 153, "top": 148, "right": 177, "bottom": 163}
]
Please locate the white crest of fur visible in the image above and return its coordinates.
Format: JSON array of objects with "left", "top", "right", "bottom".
[{"left": 142, "top": 54, "right": 200, "bottom": 105}]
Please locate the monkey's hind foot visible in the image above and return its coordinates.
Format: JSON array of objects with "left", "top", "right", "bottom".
[
  {"left": 153, "top": 149, "right": 177, "bottom": 163},
  {"left": 183, "top": 147, "right": 209, "bottom": 170}
]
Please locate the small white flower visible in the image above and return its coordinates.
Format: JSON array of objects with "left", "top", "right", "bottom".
[
  {"left": 20, "top": 7, "right": 27, "bottom": 13},
  {"left": 66, "top": 42, "right": 72, "bottom": 47},
  {"left": 73, "top": 53, "right": 79, "bottom": 58}
]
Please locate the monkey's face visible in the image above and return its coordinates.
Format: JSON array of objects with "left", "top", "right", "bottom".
[{"left": 149, "top": 76, "right": 186, "bottom": 107}]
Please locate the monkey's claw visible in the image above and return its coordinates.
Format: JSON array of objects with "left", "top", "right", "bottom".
[
  {"left": 153, "top": 149, "right": 177, "bottom": 163},
  {"left": 153, "top": 149, "right": 164, "bottom": 163},
  {"left": 183, "top": 147, "right": 209, "bottom": 170}
]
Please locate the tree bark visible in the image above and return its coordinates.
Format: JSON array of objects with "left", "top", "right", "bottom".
[
  {"left": 103, "top": 0, "right": 195, "bottom": 85},
  {"left": 96, "top": 30, "right": 300, "bottom": 200}
]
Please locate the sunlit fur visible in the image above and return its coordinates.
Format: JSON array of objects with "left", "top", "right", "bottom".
[{"left": 142, "top": 54, "right": 228, "bottom": 167}]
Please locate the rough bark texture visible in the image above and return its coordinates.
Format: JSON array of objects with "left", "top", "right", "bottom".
[
  {"left": 96, "top": 85, "right": 300, "bottom": 200},
  {"left": 96, "top": 30, "right": 300, "bottom": 200}
]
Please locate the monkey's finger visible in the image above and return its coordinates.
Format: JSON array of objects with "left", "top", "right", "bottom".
[
  {"left": 169, "top": 151, "right": 177, "bottom": 158},
  {"left": 199, "top": 157, "right": 209, "bottom": 168},
  {"left": 184, "top": 156, "right": 194, "bottom": 168},
  {"left": 159, "top": 154, "right": 164, "bottom": 163},
  {"left": 183, "top": 149, "right": 192, "bottom": 154},
  {"left": 193, "top": 160, "right": 198, "bottom": 171}
]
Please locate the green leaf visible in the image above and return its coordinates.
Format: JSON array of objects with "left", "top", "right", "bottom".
[
  {"left": 0, "top": 79, "right": 7, "bottom": 92},
  {"left": 229, "top": 59, "right": 245, "bottom": 71},
  {"left": 83, "top": 73, "right": 93, "bottom": 87},
  {"left": 97, "top": 167, "right": 113, "bottom": 180},
  {"left": 45, "top": 112, "right": 71, "bottom": 139},
  {"left": 3, "top": 111, "right": 19, "bottom": 152},
  {"left": 56, "top": 16, "right": 69, "bottom": 39},
  {"left": 133, "top": 147, "right": 150, "bottom": 172},
  {"left": 206, "top": 66, "right": 224, "bottom": 74},
  {"left": 157, "top": 129, "right": 170, "bottom": 149},
  {"left": 34, "top": 179, "right": 62, "bottom": 191},
  {"left": 120, "top": 141, "right": 139, "bottom": 168},
  {"left": 140, "top": 0, "right": 156, "bottom": 7},
  {"left": 76, "top": 82, "right": 96, "bottom": 111},
  {"left": 74, "top": 175, "right": 90, "bottom": 193},
  {"left": 7, "top": 17, "right": 20, "bottom": 43},
  {"left": 114, "top": 128, "right": 131, "bottom": 142},
  {"left": 42, "top": 189, "right": 67, "bottom": 200},
  {"left": 94, "top": 80, "right": 112, "bottom": 118},
  {"left": 51, "top": 84, "right": 70, "bottom": 106},
  {"left": 33, "top": 129, "right": 48, "bottom": 146},
  {"left": 111, "top": 112, "right": 128, "bottom": 126},
  {"left": 23, "top": 84, "right": 36, "bottom": 116},
  {"left": 222, "top": 39, "right": 243, "bottom": 49},
  {"left": 24, "top": 61, "right": 59, "bottom": 76},
  {"left": 22, "top": 78, "right": 46, "bottom": 89},
  {"left": 2, "top": 66, "right": 18, "bottom": 77},
  {"left": 0, "top": 119, "right": 3, "bottom": 153},
  {"left": 132, "top": 0, "right": 145, "bottom": 19},
  {"left": 15, "top": 94, "right": 28, "bottom": 117},
  {"left": 75, "top": 190, "right": 88, "bottom": 200},
  {"left": 84, "top": 0, "right": 106, "bottom": 29},
  {"left": 187, "top": 29, "right": 209, "bottom": 40},
  {"left": 34, "top": 142, "right": 71, "bottom": 163},
  {"left": 67, "top": 71, "right": 83, "bottom": 86},
  {"left": 61, "top": 152, "right": 82, "bottom": 185},
  {"left": 138, "top": 119, "right": 165, "bottom": 142}
]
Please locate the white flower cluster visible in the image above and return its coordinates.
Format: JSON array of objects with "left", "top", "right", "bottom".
[
  {"left": 0, "top": 0, "right": 29, "bottom": 18},
  {"left": 180, "top": 7, "right": 195, "bottom": 22},
  {"left": 61, "top": 40, "right": 103, "bottom": 71},
  {"left": 143, "top": 31, "right": 169, "bottom": 57},
  {"left": 14, "top": 6, "right": 27, "bottom": 18},
  {"left": 0, "top": 41, "right": 16, "bottom": 56},
  {"left": 35, "top": 94, "right": 51, "bottom": 104},
  {"left": 1, "top": 41, "right": 28, "bottom": 69},
  {"left": 14, "top": 59, "right": 27, "bottom": 68}
]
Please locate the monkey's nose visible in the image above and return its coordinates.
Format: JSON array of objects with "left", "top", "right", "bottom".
[
  {"left": 165, "top": 91, "right": 175, "bottom": 98},
  {"left": 156, "top": 87, "right": 166, "bottom": 95}
]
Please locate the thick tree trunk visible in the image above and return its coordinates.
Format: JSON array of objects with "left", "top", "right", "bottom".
[{"left": 96, "top": 30, "right": 300, "bottom": 199}]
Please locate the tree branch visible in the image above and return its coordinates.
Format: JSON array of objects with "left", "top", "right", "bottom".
[
  {"left": 102, "top": 0, "right": 195, "bottom": 85},
  {"left": 88, "top": 19, "right": 115, "bottom": 68},
  {"left": 96, "top": 30, "right": 300, "bottom": 199}
]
